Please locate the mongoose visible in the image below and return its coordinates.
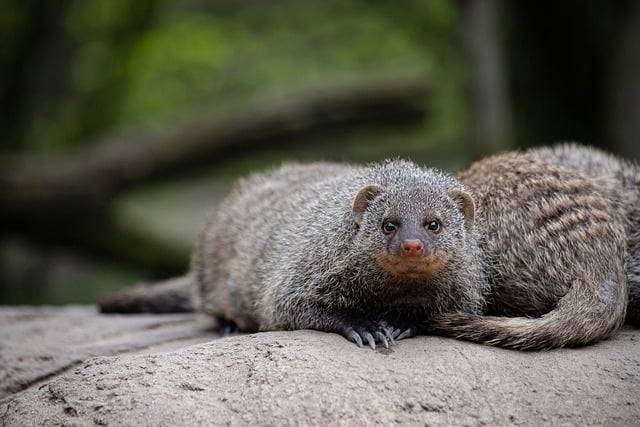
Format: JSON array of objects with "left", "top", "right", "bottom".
[
  {"left": 426, "top": 144, "right": 637, "bottom": 349},
  {"left": 99, "top": 161, "right": 487, "bottom": 349},
  {"left": 100, "top": 145, "right": 639, "bottom": 350}
]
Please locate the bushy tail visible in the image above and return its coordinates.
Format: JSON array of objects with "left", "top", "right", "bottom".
[
  {"left": 97, "top": 274, "right": 194, "bottom": 314},
  {"left": 426, "top": 273, "right": 628, "bottom": 350}
]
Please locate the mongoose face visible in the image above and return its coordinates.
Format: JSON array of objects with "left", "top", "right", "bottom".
[{"left": 352, "top": 180, "right": 475, "bottom": 281}]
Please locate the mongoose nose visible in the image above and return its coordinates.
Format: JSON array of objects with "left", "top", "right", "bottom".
[{"left": 401, "top": 239, "right": 424, "bottom": 257}]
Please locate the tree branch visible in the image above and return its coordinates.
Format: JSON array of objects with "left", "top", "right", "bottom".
[{"left": 2, "top": 74, "right": 430, "bottom": 219}]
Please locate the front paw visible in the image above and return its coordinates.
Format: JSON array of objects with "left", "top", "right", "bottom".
[{"left": 337, "top": 320, "right": 415, "bottom": 349}]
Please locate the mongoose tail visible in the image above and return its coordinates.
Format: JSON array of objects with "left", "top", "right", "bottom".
[
  {"left": 427, "top": 269, "right": 628, "bottom": 350},
  {"left": 97, "top": 274, "right": 194, "bottom": 313}
]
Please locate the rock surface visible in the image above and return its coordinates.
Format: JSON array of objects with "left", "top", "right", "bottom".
[
  {"left": 0, "top": 306, "right": 217, "bottom": 400},
  {"left": 1, "top": 306, "right": 639, "bottom": 425}
]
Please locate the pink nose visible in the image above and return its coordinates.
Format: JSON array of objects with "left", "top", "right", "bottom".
[{"left": 401, "top": 239, "right": 424, "bottom": 257}]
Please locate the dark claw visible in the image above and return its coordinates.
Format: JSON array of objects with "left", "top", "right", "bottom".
[
  {"left": 383, "top": 328, "right": 396, "bottom": 346},
  {"left": 396, "top": 328, "right": 413, "bottom": 341},
  {"left": 346, "top": 329, "right": 363, "bottom": 347},
  {"left": 375, "top": 331, "right": 389, "bottom": 349},
  {"left": 363, "top": 332, "right": 376, "bottom": 350}
]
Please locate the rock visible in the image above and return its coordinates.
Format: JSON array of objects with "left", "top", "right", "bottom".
[
  {"left": 0, "top": 306, "right": 639, "bottom": 425},
  {"left": 0, "top": 306, "right": 217, "bottom": 399}
]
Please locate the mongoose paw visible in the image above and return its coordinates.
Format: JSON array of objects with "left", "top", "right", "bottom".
[
  {"left": 216, "top": 317, "right": 238, "bottom": 336},
  {"left": 339, "top": 321, "right": 406, "bottom": 349}
]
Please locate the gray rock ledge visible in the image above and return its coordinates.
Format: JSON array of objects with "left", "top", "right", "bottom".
[{"left": 0, "top": 306, "right": 638, "bottom": 425}]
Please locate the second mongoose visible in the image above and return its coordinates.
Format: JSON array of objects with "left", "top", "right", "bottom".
[{"left": 426, "top": 144, "right": 637, "bottom": 349}]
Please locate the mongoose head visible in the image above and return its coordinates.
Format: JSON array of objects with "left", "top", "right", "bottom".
[{"left": 352, "top": 170, "right": 475, "bottom": 280}]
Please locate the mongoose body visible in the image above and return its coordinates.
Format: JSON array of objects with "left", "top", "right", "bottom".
[
  {"left": 194, "top": 161, "right": 487, "bottom": 347},
  {"left": 428, "top": 145, "right": 636, "bottom": 348}
]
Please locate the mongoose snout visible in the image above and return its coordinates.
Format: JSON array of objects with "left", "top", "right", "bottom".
[{"left": 401, "top": 239, "right": 424, "bottom": 257}]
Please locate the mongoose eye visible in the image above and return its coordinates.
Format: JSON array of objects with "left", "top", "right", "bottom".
[
  {"left": 382, "top": 221, "right": 398, "bottom": 234},
  {"left": 426, "top": 220, "right": 441, "bottom": 233}
]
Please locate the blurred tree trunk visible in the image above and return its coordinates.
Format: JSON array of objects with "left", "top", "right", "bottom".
[
  {"left": 0, "top": 0, "right": 158, "bottom": 151},
  {"left": 0, "top": 0, "right": 73, "bottom": 150},
  {"left": 610, "top": 0, "right": 640, "bottom": 160},
  {"left": 458, "top": 0, "right": 638, "bottom": 157},
  {"left": 503, "top": 0, "right": 632, "bottom": 151},
  {"left": 457, "top": 0, "right": 514, "bottom": 156}
]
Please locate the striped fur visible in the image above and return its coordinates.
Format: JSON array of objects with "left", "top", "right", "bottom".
[{"left": 427, "top": 147, "right": 632, "bottom": 349}]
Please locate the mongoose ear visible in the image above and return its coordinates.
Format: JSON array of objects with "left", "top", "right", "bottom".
[
  {"left": 450, "top": 190, "right": 475, "bottom": 229},
  {"left": 353, "top": 185, "right": 384, "bottom": 225}
]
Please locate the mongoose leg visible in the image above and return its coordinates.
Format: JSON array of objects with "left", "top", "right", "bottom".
[{"left": 216, "top": 317, "right": 239, "bottom": 336}]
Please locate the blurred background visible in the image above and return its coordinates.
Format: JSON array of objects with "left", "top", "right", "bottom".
[{"left": 1, "top": 0, "right": 639, "bottom": 305}]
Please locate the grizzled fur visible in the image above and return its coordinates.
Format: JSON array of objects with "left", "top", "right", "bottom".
[
  {"left": 535, "top": 143, "right": 640, "bottom": 326},
  {"left": 427, "top": 145, "right": 634, "bottom": 349},
  {"left": 102, "top": 160, "right": 487, "bottom": 348}
]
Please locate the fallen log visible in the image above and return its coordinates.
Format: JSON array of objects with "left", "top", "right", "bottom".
[
  {"left": 0, "top": 74, "right": 430, "bottom": 272},
  {"left": 1, "top": 74, "right": 430, "bottom": 219}
]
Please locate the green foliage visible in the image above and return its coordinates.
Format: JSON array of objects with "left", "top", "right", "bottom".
[
  {"left": 116, "top": 1, "right": 434, "bottom": 127},
  {"left": 9, "top": 0, "right": 462, "bottom": 150}
]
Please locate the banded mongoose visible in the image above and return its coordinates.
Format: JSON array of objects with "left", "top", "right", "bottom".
[
  {"left": 100, "top": 144, "right": 639, "bottom": 350},
  {"left": 99, "top": 161, "right": 487, "bottom": 349},
  {"left": 426, "top": 143, "right": 638, "bottom": 349}
]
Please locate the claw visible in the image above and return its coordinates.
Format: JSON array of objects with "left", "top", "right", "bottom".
[
  {"left": 363, "top": 332, "right": 376, "bottom": 350},
  {"left": 346, "top": 329, "right": 363, "bottom": 347},
  {"left": 384, "top": 328, "right": 396, "bottom": 346},
  {"left": 396, "top": 328, "right": 413, "bottom": 341},
  {"left": 375, "top": 331, "right": 389, "bottom": 349},
  {"left": 339, "top": 320, "right": 407, "bottom": 349}
]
